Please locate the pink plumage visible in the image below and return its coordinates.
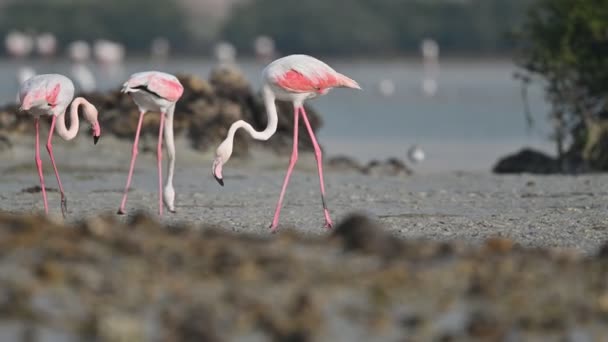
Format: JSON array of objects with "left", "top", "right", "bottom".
[
  {"left": 266, "top": 54, "right": 360, "bottom": 97},
  {"left": 122, "top": 71, "right": 184, "bottom": 102}
]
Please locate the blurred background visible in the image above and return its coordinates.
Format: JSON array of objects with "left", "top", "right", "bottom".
[{"left": 0, "top": 0, "right": 556, "bottom": 172}]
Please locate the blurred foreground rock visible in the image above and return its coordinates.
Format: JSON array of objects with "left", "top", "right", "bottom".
[
  {"left": 0, "top": 211, "right": 607, "bottom": 340},
  {"left": 0, "top": 65, "right": 322, "bottom": 157}
]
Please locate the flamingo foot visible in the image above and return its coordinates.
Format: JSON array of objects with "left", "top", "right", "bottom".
[
  {"left": 60, "top": 196, "right": 68, "bottom": 218},
  {"left": 323, "top": 210, "right": 333, "bottom": 229},
  {"left": 117, "top": 208, "right": 126, "bottom": 215},
  {"left": 269, "top": 222, "right": 279, "bottom": 233}
]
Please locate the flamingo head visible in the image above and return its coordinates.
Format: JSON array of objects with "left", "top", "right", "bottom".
[
  {"left": 91, "top": 121, "right": 101, "bottom": 144},
  {"left": 212, "top": 140, "right": 233, "bottom": 186},
  {"left": 81, "top": 101, "right": 101, "bottom": 145}
]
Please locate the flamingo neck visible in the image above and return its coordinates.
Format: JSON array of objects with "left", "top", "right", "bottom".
[
  {"left": 228, "top": 85, "right": 278, "bottom": 142},
  {"left": 55, "top": 97, "right": 96, "bottom": 141},
  {"left": 218, "top": 85, "right": 278, "bottom": 164}
]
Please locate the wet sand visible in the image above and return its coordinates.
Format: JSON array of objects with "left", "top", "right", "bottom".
[{"left": 2, "top": 135, "right": 608, "bottom": 254}]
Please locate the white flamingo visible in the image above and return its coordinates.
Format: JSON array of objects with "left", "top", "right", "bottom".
[
  {"left": 212, "top": 54, "right": 361, "bottom": 231},
  {"left": 117, "top": 71, "right": 184, "bottom": 216},
  {"left": 19, "top": 74, "right": 101, "bottom": 217}
]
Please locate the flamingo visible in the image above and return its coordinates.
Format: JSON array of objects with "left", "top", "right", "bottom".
[
  {"left": 18, "top": 74, "right": 101, "bottom": 217},
  {"left": 212, "top": 54, "right": 361, "bottom": 231},
  {"left": 117, "top": 71, "right": 184, "bottom": 216}
]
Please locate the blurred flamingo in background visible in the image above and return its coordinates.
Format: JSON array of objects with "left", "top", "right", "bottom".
[
  {"left": 19, "top": 74, "right": 102, "bottom": 217},
  {"left": 35, "top": 33, "right": 57, "bottom": 58},
  {"left": 68, "top": 40, "right": 97, "bottom": 92},
  {"left": 118, "top": 71, "right": 184, "bottom": 216},
  {"left": 6, "top": 31, "right": 37, "bottom": 90},
  {"left": 213, "top": 54, "right": 361, "bottom": 231}
]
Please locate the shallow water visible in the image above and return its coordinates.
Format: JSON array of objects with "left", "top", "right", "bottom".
[{"left": 2, "top": 57, "right": 553, "bottom": 172}]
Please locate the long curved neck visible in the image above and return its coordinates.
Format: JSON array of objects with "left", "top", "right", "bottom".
[
  {"left": 228, "top": 85, "right": 278, "bottom": 142},
  {"left": 216, "top": 85, "right": 278, "bottom": 165},
  {"left": 55, "top": 97, "right": 96, "bottom": 141}
]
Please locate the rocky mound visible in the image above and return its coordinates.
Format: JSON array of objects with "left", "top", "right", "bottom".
[
  {"left": 0, "top": 211, "right": 606, "bottom": 340},
  {"left": 0, "top": 65, "right": 322, "bottom": 156}
]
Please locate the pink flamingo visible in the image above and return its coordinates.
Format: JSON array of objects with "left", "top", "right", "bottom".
[
  {"left": 212, "top": 54, "right": 360, "bottom": 231},
  {"left": 18, "top": 74, "right": 101, "bottom": 217},
  {"left": 118, "top": 71, "right": 184, "bottom": 216}
]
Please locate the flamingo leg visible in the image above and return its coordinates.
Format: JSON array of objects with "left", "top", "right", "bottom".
[
  {"left": 118, "top": 111, "right": 145, "bottom": 215},
  {"left": 162, "top": 105, "right": 176, "bottom": 213},
  {"left": 300, "top": 106, "right": 333, "bottom": 228},
  {"left": 46, "top": 116, "right": 68, "bottom": 218},
  {"left": 156, "top": 111, "right": 166, "bottom": 217},
  {"left": 270, "top": 106, "right": 299, "bottom": 232},
  {"left": 34, "top": 118, "right": 49, "bottom": 214}
]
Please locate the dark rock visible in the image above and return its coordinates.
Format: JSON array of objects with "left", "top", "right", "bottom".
[
  {"left": 597, "top": 241, "right": 608, "bottom": 259},
  {"left": 327, "top": 155, "right": 363, "bottom": 173},
  {"left": 0, "top": 134, "right": 12, "bottom": 152},
  {"left": 363, "top": 158, "right": 412, "bottom": 177},
  {"left": 493, "top": 148, "right": 561, "bottom": 174},
  {"left": 21, "top": 186, "right": 57, "bottom": 193}
]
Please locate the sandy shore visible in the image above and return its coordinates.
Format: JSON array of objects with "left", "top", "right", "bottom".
[{"left": 2, "top": 135, "right": 607, "bottom": 254}]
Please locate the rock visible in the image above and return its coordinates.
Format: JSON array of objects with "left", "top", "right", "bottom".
[
  {"left": 327, "top": 155, "right": 363, "bottom": 173},
  {"left": 0, "top": 134, "right": 12, "bottom": 152},
  {"left": 21, "top": 186, "right": 58, "bottom": 193},
  {"left": 493, "top": 148, "right": 561, "bottom": 174},
  {"left": 363, "top": 158, "right": 412, "bottom": 177}
]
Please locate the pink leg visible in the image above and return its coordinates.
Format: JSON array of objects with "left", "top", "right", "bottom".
[
  {"left": 156, "top": 112, "right": 166, "bottom": 217},
  {"left": 270, "top": 106, "right": 299, "bottom": 232},
  {"left": 118, "top": 111, "right": 145, "bottom": 215},
  {"left": 300, "top": 107, "right": 333, "bottom": 228},
  {"left": 34, "top": 118, "right": 48, "bottom": 214},
  {"left": 46, "top": 116, "right": 68, "bottom": 218}
]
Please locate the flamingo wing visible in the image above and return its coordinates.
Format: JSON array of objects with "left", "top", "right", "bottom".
[
  {"left": 275, "top": 69, "right": 339, "bottom": 93},
  {"left": 147, "top": 76, "right": 184, "bottom": 102},
  {"left": 124, "top": 72, "right": 184, "bottom": 102},
  {"left": 45, "top": 83, "right": 61, "bottom": 106}
]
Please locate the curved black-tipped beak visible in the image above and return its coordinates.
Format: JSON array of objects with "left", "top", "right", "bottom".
[
  {"left": 214, "top": 174, "right": 224, "bottom": 186},
  {"left": 93, "top": 136, "right": 100, "bottom": 145}
]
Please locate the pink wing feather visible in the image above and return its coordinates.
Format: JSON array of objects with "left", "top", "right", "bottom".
[
  {"left": 46, "top": 83, "right": 61, "bottom": 105},
  {"left": 126, "top": 73, "right": 184, "bottom": 102},
  {"left": 147, "top": 76, "right": 184, "bottom": 102},
  {"left": 276, "top": 69, "right": 339, "bottom": 93}
]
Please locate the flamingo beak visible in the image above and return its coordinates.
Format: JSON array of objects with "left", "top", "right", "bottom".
[
  {"left": 212, "top": 157, "right": 224, "bottom": 186},
  {"left": 92, "top": 122, "right": 101, "bottom": 145}
]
